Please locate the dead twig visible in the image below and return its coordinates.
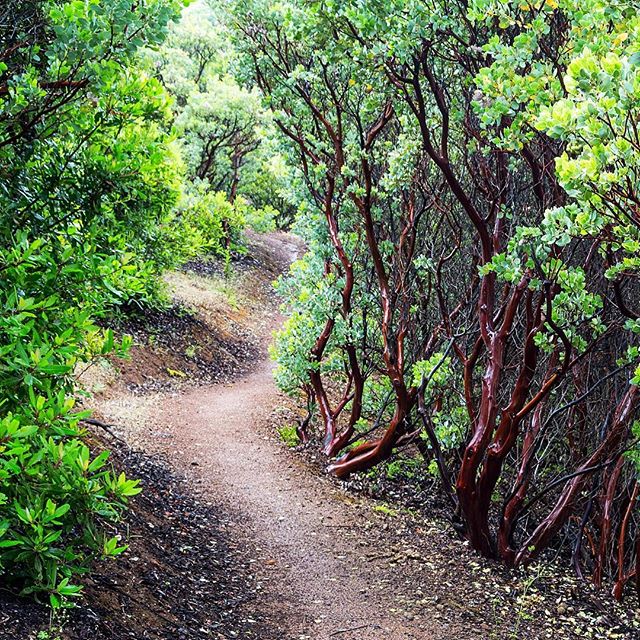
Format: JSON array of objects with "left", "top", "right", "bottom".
[
  {"left": 329, "top": 623, "right": 381, "bottom": 636},
  {"left": 80, "top": 418, "right": 127, "bottom": 444}
]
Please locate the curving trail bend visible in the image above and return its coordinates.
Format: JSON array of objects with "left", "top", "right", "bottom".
[{"left": 96, "top": 233, "right": 460, "bottom": 640}]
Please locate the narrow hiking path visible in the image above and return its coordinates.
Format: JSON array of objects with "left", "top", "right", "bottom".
[
  {"left": 158, "top": 352, "right": 430, "bottom": 639},
  {"left": 88, "top": 232, "right": 639, "bottom": 640},
  {"left": 91, "top": 232, "right": 463, "bottom": 640}
]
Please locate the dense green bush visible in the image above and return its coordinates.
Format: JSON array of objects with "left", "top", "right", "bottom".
[
  {"left": 179, "top": 184, "right": 247, "bottom": 257},
  {"left": 0, "top": 0, "right": 184, "bottom": 603}
]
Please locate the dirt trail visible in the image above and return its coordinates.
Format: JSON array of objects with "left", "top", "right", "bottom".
[
  {"left": 2, "top": 232, "right": 635, "bottom": 640},
  {"left": 161, "top": 359, "right": 440, "bottom": 640},
  {"left": 95, "top": 232, "right": 455, "bottom": 639},
  {"left": 143, "top": 233, "right": 445, "bottom": 639}
]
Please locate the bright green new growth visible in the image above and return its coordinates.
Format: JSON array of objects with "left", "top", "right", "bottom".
[{"left": 474, "top": 0, "right": 640, "bottom": 390}]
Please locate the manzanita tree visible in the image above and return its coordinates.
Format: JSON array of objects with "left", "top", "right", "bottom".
[
  {"left": 231, "top": 0, "right": 640, "bottom": 598},
  {"left": 469, "top": 0, "right": 640, "bottom": 594},
  {"left": 234, "top": 1, "right": 451, "bottom": 464}
]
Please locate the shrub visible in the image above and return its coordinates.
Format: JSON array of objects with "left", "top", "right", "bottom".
[
  {"left": 179, "top": 184, "right": 247, "bottom": 258},
  {"left": 0, "top": 0, "right": 182, "bottom": 602}
]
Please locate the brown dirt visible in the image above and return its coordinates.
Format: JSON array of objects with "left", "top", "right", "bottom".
[{"left": 157, "top": 360, "right": 453, "bottom": 640}]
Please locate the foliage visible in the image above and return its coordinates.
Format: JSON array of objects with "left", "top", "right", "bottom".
[
  {"left": 384, "top": 455, "right": 423, "bottom": 481},
  {"left": 0, "top": 406, "right": 140, "bottom": 607},
  {"left": 144, "top": 1, "right": 297, "bottom": 236},
  {"left": 229, "top": 0, "right": 640, "bottom": 599},
  {"left": 277, "top": 424, "right": 301, "bottom": 448},
  {"left": 0, "top": 0, "right": 183, "bottom": 601},
  {"left": 177, "top": 183, "right": 246, "bottom": 257}
]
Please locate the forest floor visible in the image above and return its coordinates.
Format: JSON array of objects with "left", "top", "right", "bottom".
[{"left": 2, "top": 231, "right": 639, "bottom": 640}]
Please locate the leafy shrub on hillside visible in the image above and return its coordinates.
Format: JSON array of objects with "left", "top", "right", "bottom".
[
  {"left": 179, "top": 184, "right": 246, "bottom": 258},
  {"left": 0, "top": 0, "right": 183, "bottom": 602},
  {"left": 0, "top": 406, "right": 140, "bottom": 608}
]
